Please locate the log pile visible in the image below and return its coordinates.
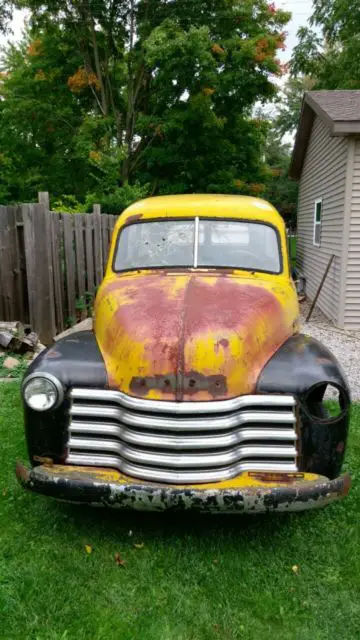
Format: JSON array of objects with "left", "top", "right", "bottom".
[{"left": 0, "top": 322, "right": 45, "bottom": 370}]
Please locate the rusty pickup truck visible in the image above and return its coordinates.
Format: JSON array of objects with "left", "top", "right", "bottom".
[{"left": 17, "top": 195, "right": 351, "bottom": 513}]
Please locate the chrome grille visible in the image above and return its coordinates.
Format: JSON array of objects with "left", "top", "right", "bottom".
[{"left": 66, "top": 389, "right": 298, "bottom": 484}]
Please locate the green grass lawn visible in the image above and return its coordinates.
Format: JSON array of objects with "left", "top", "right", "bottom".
[{"left": 1, "top": 382, "right": 360, "bottom": 640}]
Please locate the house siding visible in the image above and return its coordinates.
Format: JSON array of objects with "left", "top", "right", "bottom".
[
  {"left": 343, "top": 138, "right": 360, "bottom": 329},
  {"left": 297, "top": 116, "right": 347, "bottom": 323}
]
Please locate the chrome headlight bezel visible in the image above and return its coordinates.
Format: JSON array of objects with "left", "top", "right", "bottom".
[{"left": 22, "top": 372, "right": 64, "bottom": 412}]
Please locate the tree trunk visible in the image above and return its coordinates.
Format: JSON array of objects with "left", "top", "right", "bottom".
[{"left": 122, "top": 0, "right": 136, "bottom": 182}]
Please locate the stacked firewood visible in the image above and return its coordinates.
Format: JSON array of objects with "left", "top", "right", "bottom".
[{"left": 0, "top": 322, "right": 45, "bottom": 371}]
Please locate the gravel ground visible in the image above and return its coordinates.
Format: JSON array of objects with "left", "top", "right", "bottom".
[{"left": 300, "top": 300, "right": 360, "bottom": 400}]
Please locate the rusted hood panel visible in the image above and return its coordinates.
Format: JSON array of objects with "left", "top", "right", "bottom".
[{"left": 95, "top": 272, "right": 297, "bottom": 400}]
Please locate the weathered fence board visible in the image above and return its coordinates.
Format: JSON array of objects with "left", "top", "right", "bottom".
[
  {"left": 101, "top": 214, "right": 110, "bottom": 270},
  {"left": 14, "top": 205, "right": 27, "bottom": 323},
  {"left": 22, "top": 204, "right": 56, "bottom": 344},
  {"left": 62, "top": 213, "right": 76, "bottom": 324},
  {"left": 93, "top": 204, "right": 104, "bottom": 287},
  {"left": 50, "top": 213, "right": 64, "bottom": 334},
  {"left": 84, "top": 214, "right": 95, "bottom": 296},
  {"left": 0, "top": 205, "right": 28, "bottom": 323},
  {"left": 0, "top": 196, "right": 118, "bottom": 343},
  {"left": 0, "top": 207, "right": 8, "bottom": 318},
  {"left": 5, "top": 207, "right": 17, "bottom": 320},
  {"left": 74, "top": 214, "right": 86, "bottom": 320}
]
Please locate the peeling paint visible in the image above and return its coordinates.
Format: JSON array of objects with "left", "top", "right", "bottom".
[
  {"left": 16, "top": 462, "right": 351, "bottom": 514},
  {"left": 95, "top": 273, "right": 298, "bottom": 400},
  {"left": 124, "top": 213, "right": 143, "bottom": 224}
]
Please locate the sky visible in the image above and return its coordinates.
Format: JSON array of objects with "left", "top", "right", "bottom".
[
  {"left": 277, "top": 0, "right": 314, "bottom": 63},
  {"left": 1, "top": 2, "right": 314, "bottom": 56}
]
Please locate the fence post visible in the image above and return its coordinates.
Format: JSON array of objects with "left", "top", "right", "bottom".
[
  {"left": 22, "top": 203, "right": 56, "bottom": 345},
  {"left": 93, "top": 204, "right": 103, "bottom": 287},
  {"left": 38, "top": 191, "right": 50, "bottom": 210}
]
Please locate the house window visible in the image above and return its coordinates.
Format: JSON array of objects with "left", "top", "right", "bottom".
[{"left": 313, "top": 198, "right": 322, "bottom": 246}]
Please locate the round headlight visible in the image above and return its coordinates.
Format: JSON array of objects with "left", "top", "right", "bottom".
[{"left": 23, "top": 374, "right": 63, "bottom": 411}]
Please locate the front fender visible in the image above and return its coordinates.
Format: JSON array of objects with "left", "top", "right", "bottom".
[
  {"left": 22, "top": 331, "right": 108, "bottom": 465},
  {"left": 24, "top": 331, "right": 108, "bottom": 389},
  {"left": 257, "top": 334, "right": 351, "bottom": 479}
]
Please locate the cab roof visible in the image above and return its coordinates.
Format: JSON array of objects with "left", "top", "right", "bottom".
[{"left": 117, "top": 194, "right": 284, "bottom": 229}]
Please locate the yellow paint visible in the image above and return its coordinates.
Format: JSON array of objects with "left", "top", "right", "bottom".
[
  {"left": 44, "top": 465, "right": 325, "bottom": 490},
  {"left": 94, "top": 195, "right": 299, "bottom": 397},
  {"left": 105, "top": 194, "right": 291, "bottom": 278}
]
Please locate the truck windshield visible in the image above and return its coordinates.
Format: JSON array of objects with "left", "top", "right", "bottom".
[{"left": 113, "top": 219, "right": 281, "bottom": 274}]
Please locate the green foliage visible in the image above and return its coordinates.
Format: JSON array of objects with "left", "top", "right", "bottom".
[
  {"left": 275, "top": 76, "right": 316, "bottom": 137},
  {"left": 1, "top": 1, "right": 293, "bottom": 214},
  {"left": 0, "top": 1, "right": 13, "bottom": 34},
  {"left": 262, "top": 124, "right": 298, "bottom": 223},
  {"left": 84, "top": 182, "right": 150, "bottom": 215},
  {"left": 289, "top": 0, "right": 360, "bottom": 125},
  {"left": 51, "top": 195, "right": 84, "bottom": 213},
  {"left": 0, "top": 353, "right": 29, "bottom": 379},
  {"left": 0, "top": 26, "right": 93, "bottom": 202}
]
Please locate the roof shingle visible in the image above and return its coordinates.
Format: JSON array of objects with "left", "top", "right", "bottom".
[
  {"left": 308, "top": 90, "right": 360, "bottom": 122},
  {"left": 290, "top": 90, "right": 360, "bottom": 180}
]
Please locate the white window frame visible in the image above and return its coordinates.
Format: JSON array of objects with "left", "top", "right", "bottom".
[{"left": 313, "top": 198, "right": 323, "bottom": 247}]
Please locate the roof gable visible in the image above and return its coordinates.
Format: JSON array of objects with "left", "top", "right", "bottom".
[{"left": 290, "top": 90, "right": 360, "bottom": 180}]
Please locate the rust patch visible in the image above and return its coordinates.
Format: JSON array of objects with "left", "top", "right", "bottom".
[
  {"left": 130, "top": 372, "right": 227, "bottom": 398},
  {"left": 214, "top": 338, "right": 229, "bottom": 354},
  {"left": 16, "top": 462, "right": 351, "bottom": 513},
  {"left": 249, "top": 472, "right": 304, "bottom": 484},
  {"left": 46, "top": 349, "right": 61, "bottom": 359},
  {"left": 185, "top": 371, "right": 227, "bottom": 397},
  {"left": 33, "top": 455, "right": 54, "bottom": 466},
  {"left": 336, "top": 441, "right": 345, "bottom": 453},
  {"left": 130, "top": 374, "right": 177, "bottom": 396},
  {"left": 96, "top": 272, "right": 291, "bottom": 399},
  {"left": 124, "top": 213, "right": 143, "bottom": 224},
  {"left": 15, "top": 460, "right": 30, "bottom": 484}
]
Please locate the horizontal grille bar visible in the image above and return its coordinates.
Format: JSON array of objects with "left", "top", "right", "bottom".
[
  {"left": 67, "top": 389, "right": 298, "bottom": 484},
  {"left": 68, "top": 437, "right": 297, "bottom": 468},
  {"left": 70, "top": 388, "right": 295, "bottom": 415},
  {"left": 69, "top": 421, "right": 297, "bottom": 450},
  {"left": 66, "top": 453, "right": 298, "bottom": 484},
  {"left": 70, "top": 405, "right": 296, "bottom": 432}
]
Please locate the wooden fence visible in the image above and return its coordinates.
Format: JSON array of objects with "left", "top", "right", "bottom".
[{"left": 0, "top": 194, "right": 118, "bottom": 344}]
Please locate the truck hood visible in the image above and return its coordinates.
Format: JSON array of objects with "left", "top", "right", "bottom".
[{"left": 94, "top": 271, "right": 296, "bottom": 400}]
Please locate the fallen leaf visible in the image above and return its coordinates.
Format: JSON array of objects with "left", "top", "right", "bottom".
[
  {"left": 302, "top": 601, "right": 309, "bottom": 608},
  {"left": 134, "top": 543, "right": 144, "bottom": 550},
  {"left": 291, "top": 564, "right": 299, "bottom": 574},
  {"left": 115, "top": 552, "right": 126, "bottom": 567},
  {"left": 85, "top": 545, "right": 92, "bottom": 554}
]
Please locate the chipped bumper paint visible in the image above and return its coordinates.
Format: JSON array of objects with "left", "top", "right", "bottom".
[{"left": 16, "top": 462, "right": 351, "bottom": 514}]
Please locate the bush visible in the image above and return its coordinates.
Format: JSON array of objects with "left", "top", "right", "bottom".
[{"left": 85, "top": 183, "right": 150, "bottom": 215}]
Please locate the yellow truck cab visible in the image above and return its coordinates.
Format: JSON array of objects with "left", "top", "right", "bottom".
[{"left": 17, "top": 195, "right": 351, "bottom": 513}]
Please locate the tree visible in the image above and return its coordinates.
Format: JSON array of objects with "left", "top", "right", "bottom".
[
  {"left": 262, "top": 124, "right": 298, "bottom": 223},
  {"left": 291, "top": 0, "right": 360, "bottom": 91},
  {"left": 1, "top": 0, "right": 291, "bottom": 207},
  {"left": 0, "top": 1, "right": 13, "bottom": 34},
  {"left": 275, "top": 75, "right": 316, "bottom": 137},
  {"left": 0, "top": 26, "right": 95, "bottom": 201}
]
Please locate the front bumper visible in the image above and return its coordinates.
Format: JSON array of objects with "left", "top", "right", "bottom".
[{"left": 16, "top": 462, "right": 351, "bottom": 514}]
